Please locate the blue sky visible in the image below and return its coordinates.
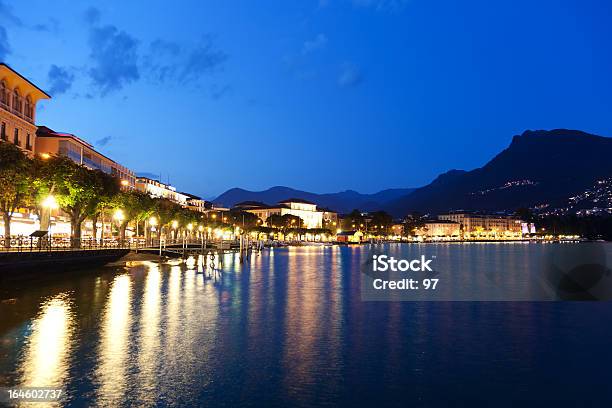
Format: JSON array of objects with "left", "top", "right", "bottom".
[{"left": 1, "top": 0, "right": 611, "bottom": 199}]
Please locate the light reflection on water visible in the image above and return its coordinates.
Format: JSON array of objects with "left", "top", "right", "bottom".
[
  {"left": 0, "top": 244, "right": 612, "bottom": 407},
  {"left": 20, "top": 295, "right": 74, "bottom": 390},
  {"left": 95, "top": 273, "right": 131, "bottom": 406}
]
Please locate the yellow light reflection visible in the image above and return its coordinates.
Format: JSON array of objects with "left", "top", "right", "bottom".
[
  {"left": 21, "top": 295, "right": 73, "bottom": 388},
  {"left": 96, "top": 274, "right": 132, "bottom": 405},
  {"left": 137, "top": 265, "right": 161, "bottom": 403}
]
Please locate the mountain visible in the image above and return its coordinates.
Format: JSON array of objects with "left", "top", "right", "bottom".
[
  {"left": 385, "top": 129, "right": 612, "bottom": 216},
  {"left": 214, "top": 186, "right": 415, "bottom": 214}
]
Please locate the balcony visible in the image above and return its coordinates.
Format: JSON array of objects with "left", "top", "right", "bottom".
[{"left": 0, "top": 102, "right": 34, "bottom": 124}]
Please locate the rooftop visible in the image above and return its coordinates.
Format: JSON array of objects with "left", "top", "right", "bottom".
[
  {"left": 278, "top": 198, "right": 316, "bottom": 205},
  {"left": 0, "top": 63, "right": 51, "bottom": 99},
  {"left": 424, "top": 219, "right": 460, "bottom": 224},
  {"left": 234, "top": 201, "right": 270, "bottom": 209}
]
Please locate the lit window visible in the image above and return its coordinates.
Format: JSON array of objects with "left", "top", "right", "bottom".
[
  {"left": 0, "top": 81, "right": 7, "bottom": 106},
  {"left": 25, "top": 96, "right": 33, "bottom": 119},
  {"left": 12, "top": 89, "right": 22, "bottom": 113}
]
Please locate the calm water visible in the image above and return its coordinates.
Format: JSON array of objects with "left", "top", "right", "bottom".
[{"left": 1, "top": 244, "right": 612, "bottom": 407}]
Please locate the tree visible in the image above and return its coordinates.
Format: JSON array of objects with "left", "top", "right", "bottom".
[
  {"left": 228, "top": 210, "right": 259, "bottom": 229},
  {"left": 89, "top": 170, "right": 122, "bottom": 240},
  {"left": 111, "top": 190, "right": 152, "bottom": 241},
  {"left": 36, "top": 156, "right": 120, "bottom": 245},
  {"left": 176, "top": 207, "right": 201, "bottom": 238},
  {"left": 342, "top": 209, "right": 364, "bottom": 230},
  {"left": 515, "top": 208, "right": 536, "bottom": 223},
  {"left": 266, "top": 214, "right": 284, "bottom": 229},
  {"left": 370, "top": 210, "right": 393, "bottom": 234},
  {"left": 0, "top": 143, "right": 32, "bottom": 246},
  {"left": 152, "top": 198, "right": 182, "bottom": 239}
]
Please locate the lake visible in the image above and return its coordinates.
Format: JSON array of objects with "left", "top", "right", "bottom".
[{"left": 1, "top": 243, "right": 612, "bottom": 407}]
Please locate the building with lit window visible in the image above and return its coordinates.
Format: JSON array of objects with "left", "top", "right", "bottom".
[
  {"left": 235, "top": 198, "right": 325, "bottom": 229},
  {"left": 136, "top": 176, "right": 189, "bottom": 205},
  {"left": 0, "top": 63, "right": 50, "bottom": 156},
  {"left": 418, "top": 220, "right": 461, "bottom": 240},
  {"left": 184, "top": 193, "right": 208, "bottom": 213},
  {"left": 438, "top": 212, "right": 523, "bottom": 239},
  {"left": 36, "top": 126, "right": 136, "bottom": 188},
  {"left": 320, "top": 207, "right": 339, "bottom": 228}
]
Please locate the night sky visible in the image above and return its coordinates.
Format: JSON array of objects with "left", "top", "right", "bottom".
[{"left": 1, "top": 0, "right": 611, "bottom": 199}]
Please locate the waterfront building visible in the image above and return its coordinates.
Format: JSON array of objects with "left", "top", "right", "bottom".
[
  {"left": 136, "top": 176, "right": 189, "bottom": 205},
  {"left": 185, "top": 193, "right": 208, "bottom": 213},
  {"left": 0, "top": 63, "right": 50, "bottom": 156},
  {"left": 320, "top": 208, "right": 339, "bottom": 228},
  {"left": 419, "top": 220, "right": 461, "bottom": 240},
  {"left": 438, "top": 212, "right": 522, "bottom": 239},
  {"left": 235, "top": 199, "right": 325, "bottom": 229},
  {"left": 390, "top": 223, "right": 404, "bottom": 237},
  {"left": 36, "top": 126, "right": 136, "bottom": 188},
  {"left": 277, "top": 199, "right": 323, "bottom": 228},
  {"left": 337, "top": 230, "right": 363, "bottom": 243}
]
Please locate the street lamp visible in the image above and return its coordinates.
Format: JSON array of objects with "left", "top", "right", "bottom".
[
  {"left": 42, "top": 195, "right": 59, "bottom": 210},
  {"left": 113, "top": 209, "right": 125, "bottom": 222},
  {"left": 40, "top": 194, "right": 59, "bottom": 232},
  {"left": 172, "top": 220, "right": 178, "bottom": 241},
  {"left": 148, "top": 216, "right": 158, "bottom": 244}
]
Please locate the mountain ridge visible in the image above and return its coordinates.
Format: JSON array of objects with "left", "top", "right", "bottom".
[
  {"left": 214, "top": 186, "right": 415, "bottom": 214},
  {"left": 384, "top": 129, "right": 612, "bottom": 216}
]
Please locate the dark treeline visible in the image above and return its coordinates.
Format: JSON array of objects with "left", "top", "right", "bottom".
[{"left": 538, "top": 215, "right": 612, "bottom": 240}]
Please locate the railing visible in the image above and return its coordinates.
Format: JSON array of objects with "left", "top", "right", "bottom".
[
  {"left": 0, "top": 236, "right": 144, "bottom": 252},
  {"left": 0, "top": 102, "right": 34, "bottom": 124},
  {"left": 0, "top": 236, "right": 233, "bottom": 253}
]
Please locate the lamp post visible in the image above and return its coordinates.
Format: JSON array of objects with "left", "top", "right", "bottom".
[
  {"left": 187, "top": 223, "right": 193, "bottom": 243},
  {"left": 172, "top": 220, "right": 178, "bottom": 243},
  {"left": 39, "top": 195, "right": 58, "bottom": 248},
  {"left": 149, "top": 216, "right": 158, "bottom": 249},
  {"left": 198, "top": 225, "right": 204, "bottom": 252},
  {"left": 113, "top": 209, "right": 125, "bottom": 247},
  {"left": 40, "top": 195, "right": 59, "bottom": 232}
]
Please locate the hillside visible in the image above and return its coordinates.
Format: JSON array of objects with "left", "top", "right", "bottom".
[
  {"left": 214, "top": 186, "right": 414, "bottom": 214},
  {"left": 385, "top": 129, "right": 612, "bottom": 216}
]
